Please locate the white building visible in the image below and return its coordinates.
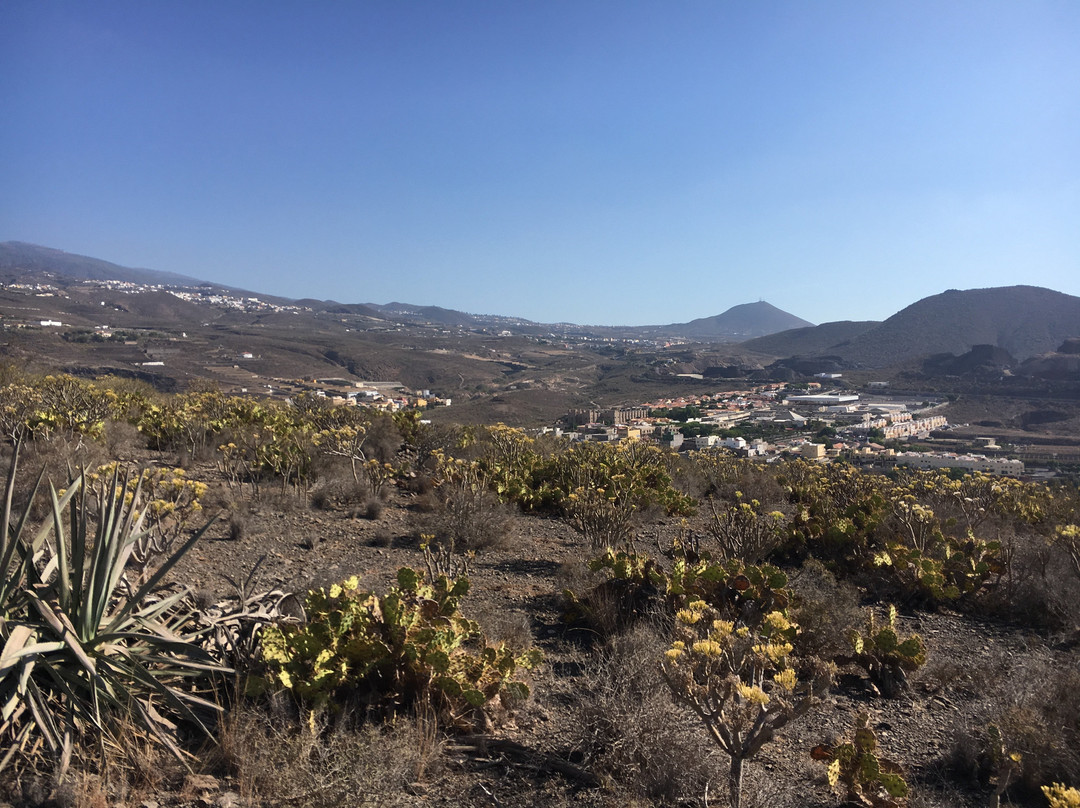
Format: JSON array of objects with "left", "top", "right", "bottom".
[{"left": 895, "top": 452, "right": 1024, "bottom": 477}]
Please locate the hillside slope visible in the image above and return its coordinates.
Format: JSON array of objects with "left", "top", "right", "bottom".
[
  {"left": 740, "top": 320, "right": 880, "bottom": 357},
  {"left": 836, "top": 286, "right": 1080, "bottom": 366},
  {"left": 0, "top": 241, "right": 203, "bottom": 287}
]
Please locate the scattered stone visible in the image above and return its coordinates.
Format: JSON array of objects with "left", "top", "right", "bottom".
[{"left": 184, "top": 773, "right": 220, "bottom": 793}]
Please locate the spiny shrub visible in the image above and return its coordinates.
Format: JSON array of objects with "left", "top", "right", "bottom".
[
  {"left": 873, "top": 529, "right": 1004, "bottom": 607},
  {"left": 564, "top": 548, "right": 793, "bottom": 638},
  {"left": 255, "top": 568, "right": 541, "bottom": 727},
  {"left": 0, "top": 450, "right": 221, "bottom": 776},
  {"left": 812, "top": 711, "right": 909, "bottom": 807},
  {"left": 843, "top": 605, "right": 927, "bottom": 698}
]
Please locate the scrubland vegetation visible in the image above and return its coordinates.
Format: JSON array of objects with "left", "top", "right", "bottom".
[{"left": 1, "top": 370, "right": 1078, "bottom": 807}]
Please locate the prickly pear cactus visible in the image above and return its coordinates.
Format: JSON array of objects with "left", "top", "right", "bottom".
[
  {"left": 255, "top": 567, "right": 541, "bottom": 725},
  {"left": 813, "top": 712, "right": 909, "bottom": 807},
  {"left": 846, "top": 605, "right": 927, "bottom": 698}
]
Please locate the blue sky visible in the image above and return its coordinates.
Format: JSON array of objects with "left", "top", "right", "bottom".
[{"left": 2, "top": 2, "right": 1078, "bottom": 326}]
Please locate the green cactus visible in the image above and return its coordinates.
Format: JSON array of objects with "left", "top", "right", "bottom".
[
  {"left": 256, "top": 567, "right": 541, "bottom": 725},
  {"left": 570, "top": 549, "right": 793, "bottom": 635},
  {"left": 984, "top": 723, "right": 1021, "bottom": 808},
  {"left": 813, "top": 712, "right": 909, "bottom": 807},
  {"left": 845, "top": 606, "right": 927, "bottom": 698}
]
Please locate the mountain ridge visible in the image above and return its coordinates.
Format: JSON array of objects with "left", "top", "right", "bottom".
[
  {"left": 5, "top": 243, "right": 1079, "bottom": 368},
  {"left": 833, "top": 285, "right": 1080, "bottom": 364},
  {"left": 0, "top": 241, "right": 808, "bottom": 339}
]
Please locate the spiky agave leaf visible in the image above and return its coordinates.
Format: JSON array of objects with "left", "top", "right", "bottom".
[{"left": 0, "top": 456, "right": 226, "bottom": 774}]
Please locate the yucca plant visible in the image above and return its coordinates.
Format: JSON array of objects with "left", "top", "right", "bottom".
[{"left": 0, "top": 442, "right": 225, "bottom": 775}]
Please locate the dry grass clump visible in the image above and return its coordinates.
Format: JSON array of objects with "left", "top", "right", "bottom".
[
  {"left": 217, "top": 704, "right": 442, "bottom": 808},
  {"left": 789, "top": 558, "right": 864, "bottom": 660},
  {"left": 0, "top": 724, "right": 189, "bottom": 808},
  {"left": 991, "top": 534, "right": 1080, "bottom": 629},
  {"left": 566, "top": 626, "right": 714, "bottom": 804},
  {"left": 483, "top": 609, "right": 535, "bottom": 651},
  {"left": 950, "top": 653, "right": 1080, "bottom": 799},
  {"left": 308, "top": 461, "right": 371, "bottom": 511},
  {"left": 362, "top": 497, "right": 385, "bottom": 520},
  {"left": 414, "top": 480, "right": 515, "bottom": 554},
  {"left": 991, "top": 659, "right": 1080, "bottom": 792}
]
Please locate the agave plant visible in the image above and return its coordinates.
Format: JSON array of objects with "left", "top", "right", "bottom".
[{"left": 0, "top": 442, "right": 225, "bottom": 774}]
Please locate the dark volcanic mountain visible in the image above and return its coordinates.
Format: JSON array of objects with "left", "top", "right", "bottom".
[
  {"left": 742, "top": 286, "right": 1080, "bottom": 369},
  {"left": 650, "top": 301, "right": 814, "bottom": 341},
  {"left": 838, "top": 286, "right": 1080, "bottom": 366},
  {"left": 922, "top": 344, "right": 1018, "bottom": 378},
  {"left": 740, "top": 320, "right": 880, "bottom": 357}
]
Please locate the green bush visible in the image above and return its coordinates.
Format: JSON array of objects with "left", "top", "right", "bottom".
[{"left": 255, "top": 568, "right": 541, "bottom": 727}]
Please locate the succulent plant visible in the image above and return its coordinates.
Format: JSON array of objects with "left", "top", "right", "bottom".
[{"left": 812, "top": 712, "right": 909, "bottom": 807}]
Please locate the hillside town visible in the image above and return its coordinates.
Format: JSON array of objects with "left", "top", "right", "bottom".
[{"left": 551, "top": 383, "right": 1027, "bottom": 477}]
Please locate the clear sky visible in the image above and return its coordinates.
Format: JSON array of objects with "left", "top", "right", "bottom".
[{"left": 2, "top": 2, "right": 1078, "bottom": 326}]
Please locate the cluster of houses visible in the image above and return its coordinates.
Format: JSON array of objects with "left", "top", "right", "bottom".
[
  {"left": 551, "top": 385, "right": 1026, "bottom": 478},
  {"left": 302, "top": 379, "right": 451, "bottom": 413},
  {"left": 166, "top": 289, "right": 307, "bottom": 315}
]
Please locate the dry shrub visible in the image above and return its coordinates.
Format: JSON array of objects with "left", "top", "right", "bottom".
[
  {"left": 308, "top": 487, "right": 333, "bottom": 511},
  {"left": 789, "top": 558, "right": 863, "bottom": 660},
  {"left": 308, "top": 460, "right": 369, "bottom": 510},
  {"left": 483, "top": 609, "right": 534, "bottom": 651},
  {"left": 102, "top": 419, "right": 143, "bottom": 460},
  {"left": 415, "top": 480, "right": 514, "bottom": 554},
  {"left": 954, "top": 654, "right": 1080, "bottom": 797},
  {"left": 567, "top": 626, "right": 715, "bottom": 804},
  {"left": 218, "top": 704, "right": 441, "bottom": 808},
  {"left": 558, "top": 559, "right": 666, "bottom": 643},
  {"left": 993, "top": 660, "right": 1080, "bottom": 792},
  {"left": 922, "top": 648, "right": 1007, "bottom": 700},
  {"left": 266, "top": 489, "right": 306, "bottom": 513},
  {"left": 368, "top": 528, "right": 393, "bottom": 547},
  {"left": 990, "top": 533, "right": 1080, "bottom": 629},
  {"left": 225, "top": 505, "right": 249, "bottom": 541},
  {"left": 407, "top": 473, "right": 436, "bottom": 496},
  {"left": 1, "top": 724, "right": 186, "bottom": 808},
  {"left": 363, "top": 497, "right": 384, "bottom": 520},
  {"left": 6, "top": 438, "right": 111, "bottom": 519}
]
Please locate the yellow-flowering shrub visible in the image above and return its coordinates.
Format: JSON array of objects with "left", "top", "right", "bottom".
[
  {"left": 661, "top": 600, "right": 832, "bottom": 808},
  {"left": 1044, "top": 784, "right": 1080, "bottom": 808}
]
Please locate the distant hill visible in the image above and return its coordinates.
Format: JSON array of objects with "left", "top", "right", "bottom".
[
  {"left": 367, "top": 302, "right": 495, "bottom": 328},
  {"left": 1, "top": 242, "right": 815, "bottom": 339},
  {"left": 7, "top": 244, "right": 1076, "bottom": 371},
  {"left": 740, "top": 320, "right": 879, "bottom": 357},
  {"left": 650, "top": 301, "right": 814, "bottom": 341},
  {"left": 833, "top": 286, "right": 1080, "bottom": 366},
  {"left": 0, "top": 242, "right": 204, "bottom": 287},
  {"left": 740, "top": 287, "right": 1080, "bottom": 368}
]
